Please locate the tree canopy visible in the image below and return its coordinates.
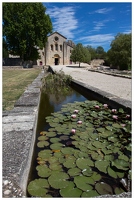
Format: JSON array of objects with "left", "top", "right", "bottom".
[
  {"left": 107, "top": 33, "right": 131, "bottom": 70},
  {"left": 3, "top": 3, "right": 53, "bottom": 61},
  {"left": 70, "top": 43, "right": 91, "bottom": 67}
]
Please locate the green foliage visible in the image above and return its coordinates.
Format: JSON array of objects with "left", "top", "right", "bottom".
[
  {"left": 107, "top": 33, "right": 131, "bottom": 70},
  {"left": 3, "top": 37, "right": 9, "bottom": 58},
  {"left": 3, "top": 3, "right": 52, "bottom": 61},
  {"left": 95, "top": 46, "right": 106, "bottom": 59},
  {"left": 42, "top": 71, "right": 72, "bottom": 94},
  {"left": 70, "top": 43, "right": 91, "bottom": 66}
]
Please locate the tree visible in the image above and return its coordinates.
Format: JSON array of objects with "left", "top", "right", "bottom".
[
  {"left": 107, "top": 33, "right": 131, "bottom": 70},
  {"left": 3, "top": 3, "right": 52, "bottom": 65},
  {"left": 3, "top": 37, "right": 9, "bottom": 58},
  {"left": 86, "top": 45, "right": 96, "bottom": 60},
  {"left": 95, "top": 46, "right": 106, "bottom": 59},
  {"left": 70, "top": 43, "right": 91, "bottom": 67}
]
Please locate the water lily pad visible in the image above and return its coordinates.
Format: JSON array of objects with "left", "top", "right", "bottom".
[
  {"left": 50, "top": 143, "right": 63, "bottom": 150},
  {"left": 112, "top": 159, "right": 130, "bottom": 170},
  {"left": 38, "top": 150, "right": 52, "bottom": 159},
  {"left": 60, "top": 135, "right": 69, "bottom": 140},
  {"left": 90, "top": 172, "right": 101, "bottom": 181},
  {"left": 48, "top": 156, "right": 58, "bottom": 164},
  {"left": 63, "top": 157, "right": 76, "bottom": 168},
  {"left": 74, "top": 175, "right": 94, "bottom": 191},
  {"left": 81, "top": 190, "right": 99, "bottom": 197},
  {"left": 118, "top": 154, "right": 129, "bottom": 161},
  {"left": 95, "top": 160, "right": 109, "bottom": 173},
  {"left": 37, "top": 141, "right": 49, "bottom": 148},
  {"left": 112, "top": 123, "right": 122, "bottom": 128},
  {"left": 61, "top": 147, "right": 74, "bottom": 155},
  {"left": 49, "top": 162, "right": 62, "bottom": 170},
  {"left": 38, "top": 135, "right": 48, "bottom": 141},
  {"left": 107, "top": 166, "right": 117, "bottom": 178},
  {"left": 50, "top": 137, "right": 61, "bottom": 143},
  {"left": 68, "top": 168, "right": 81, "bottom": 176},
  {"left": 45, "top": 131, "right": 56, "bottom": 137},
  {"left": 76, "top": 158, "right": 94, "bottom": 169},
  {"left": 114, "top": 187, "right": 124, "bottom": 194},
  {"left": 27, "top": 178, "right": 49, "bottom": 197},
  {"left": 36, "top": 165, "right": 51, "bottom": 178},
  {"left": 82, "top": 168, "right": 93, "bottom": 176},
  {"left": 60, "top": 182, "right": 82, "bottom": 197},
  {"left": 95, "top": 182, "right": 113, "bottom": 195},
  {"left": 48, "top": 171, "right": 69, "bottom": 189}
]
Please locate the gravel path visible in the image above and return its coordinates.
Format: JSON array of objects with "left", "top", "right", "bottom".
[{"left": 51, "top": 64, "right": 132, "bottom": 101}]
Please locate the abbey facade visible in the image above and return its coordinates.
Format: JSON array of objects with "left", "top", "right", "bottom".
[{"left": 37, "top": 32, "right": 75, "bottom": 66}]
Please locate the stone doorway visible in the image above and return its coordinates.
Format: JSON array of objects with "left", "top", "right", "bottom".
[
  {"left": 54, "top": 54, "right": 60, "bottom": 65},
  {"left": 55, "top": 58, "right": 59, "bottom": 65}
]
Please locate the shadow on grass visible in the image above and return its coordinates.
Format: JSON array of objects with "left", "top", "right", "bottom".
[{"left": 66, "top": 65, "right": 86, "bottom": 68}]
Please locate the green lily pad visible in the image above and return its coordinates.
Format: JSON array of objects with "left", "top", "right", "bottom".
[
  {"left": 45, "top": 131, "right": 56, "bottom": 137},
  {"left": 63, "top": 156, "right": 76, "bottom": 168},
  {"left": 107, "top": 166, "right": 117, "bottom": 178},
  {"left": 61, "top": 147, "right": 74, "bottom": 155},
  {"left": 82, "top": 168, "right": 93, "bottom": 176},
  {"left": 50, "top": 143, "right": 63, "bottom": 150},
  {"left": 112, "top": 123, "right": 122, "bottom": 128},
  {"left": 60, "top": 182, "right": 82, "bottom": 197},
  {"left": 50, "top": 137, "right": 61, "bottom": 143},
  {"left": 95, "top": 182, "right": 113, "bottom": 195},
  {"left": 95, "top": 160, "right": 109, "bottom": 173},
  {"left": 76, "top": 158, "right": 94, "bottom": 169},
  {"left": 36, "top": 165, "right": 51, "bottom": 178},
  {"left": 114, "top": 187, "right": 125, "bottom": 194},
  {"left": 48, "top": 156, "right": 58, "bottom": 164},
  {"left": 81, "top": 190, "right": 99, "bottom": 197},
  {"left": 38, "top": 150, "right": 52, "bottom": 159},
  {"left": 27, "top": 178, "right": 49, "bottom": 197},
  {"left": 74, "top": 175, "right": 94, "bottom": 191},
  {"left": 60, "top": 135, "right": 69, "bottom": 140},
  {"left": 90, "top": 172, "right": 101, "bottom": 181},
  {"left": 68, "top": 168, "right": 81, "bottom": 176},
  {"left": 48, "top": 171, "right": 69, "bottom": 189},
  {"left": 37, "top": 141, "right": 49, "bottom": 148},
  {"left": 112, "top": 159, "right": 130, "bottom": 170},
  {"left": 118, "top": 154, "right": 129, "bottom": 161},
  {"left": 49, "top": 162, "right": 62, "bottom": 170},
  {"left": 38, "top": 135, "right": 48, "bottom": 141}
]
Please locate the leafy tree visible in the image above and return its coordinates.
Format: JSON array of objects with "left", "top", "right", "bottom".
[
  {"left": 3, "top": 37, "right": 9, "bottom": 58},
  {"left": 95, "top": 46, "right": 106, "bottom": 59},
  {"left": 3, "top": 3, "right": 52, "bottom": 63},
  {"left": 107, "top": 33, "right": 131, "bottom": 70},
  {"left": 86, "top": 45, "right": 96, "bottom": 60},
  {"left": 70, "top": 43, "right": 91, "bottom": 67}
]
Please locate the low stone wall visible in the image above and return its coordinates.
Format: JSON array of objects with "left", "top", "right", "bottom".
[{"left": 2, "top": 71, "right": 44, "bottom": 197}]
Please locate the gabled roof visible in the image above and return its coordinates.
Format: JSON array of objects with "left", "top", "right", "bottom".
[{"left": 48, "top": 31, "right": 67, "bottom": 39}]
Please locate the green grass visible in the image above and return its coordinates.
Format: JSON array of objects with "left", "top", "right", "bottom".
[{"left": 3, "top": 68, "right": 41, "bottom": 111}]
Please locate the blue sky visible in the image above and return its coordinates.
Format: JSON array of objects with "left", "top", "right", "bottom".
[{"left": 43, "top": 1, "right": 132, "bottom": 52}]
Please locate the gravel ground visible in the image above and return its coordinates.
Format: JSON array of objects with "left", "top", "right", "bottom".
[{"left": 51, "top": 64, "right": 132, "bottom": 101}]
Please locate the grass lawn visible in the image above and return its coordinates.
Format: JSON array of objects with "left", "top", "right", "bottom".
[{"left": 3, "top": 68, "right": 41, "bottom": 111}]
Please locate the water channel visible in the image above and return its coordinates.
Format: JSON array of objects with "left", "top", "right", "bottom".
[{"left": 27, "top": 84, "right": 131, "bottom": 197}]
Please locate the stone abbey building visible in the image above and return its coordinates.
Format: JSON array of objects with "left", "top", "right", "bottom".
[{"left": 37, "top": 32, "right": 75, "bottom": 66}]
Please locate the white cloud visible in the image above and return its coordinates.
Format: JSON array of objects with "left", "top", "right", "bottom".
[
  {"left": 89, "top": 7, "right": 113, "bottom": 14},
  {"left": 95, "top": 8, "right": 113, "bottom": 14},
  {"left": 78, "top": 34, "right": 114, "bottom": 47},
  {"left": 46, "top": 6, "right": 78, "bottom": 39}
]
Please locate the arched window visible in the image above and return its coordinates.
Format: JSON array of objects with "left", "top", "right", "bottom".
[
  {"left": 50, "top": 44, "right": 53, "bottom": 51},
  {"left": 55, "top": 44, "right": 58, "bottom": 51},
  {"left": 60, "top": 45, "right": 62, "bottom": 51}
]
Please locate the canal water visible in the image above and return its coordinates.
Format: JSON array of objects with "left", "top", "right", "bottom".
[{"left": 27, "top": 87, "right": 91, "bottom": 194}]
